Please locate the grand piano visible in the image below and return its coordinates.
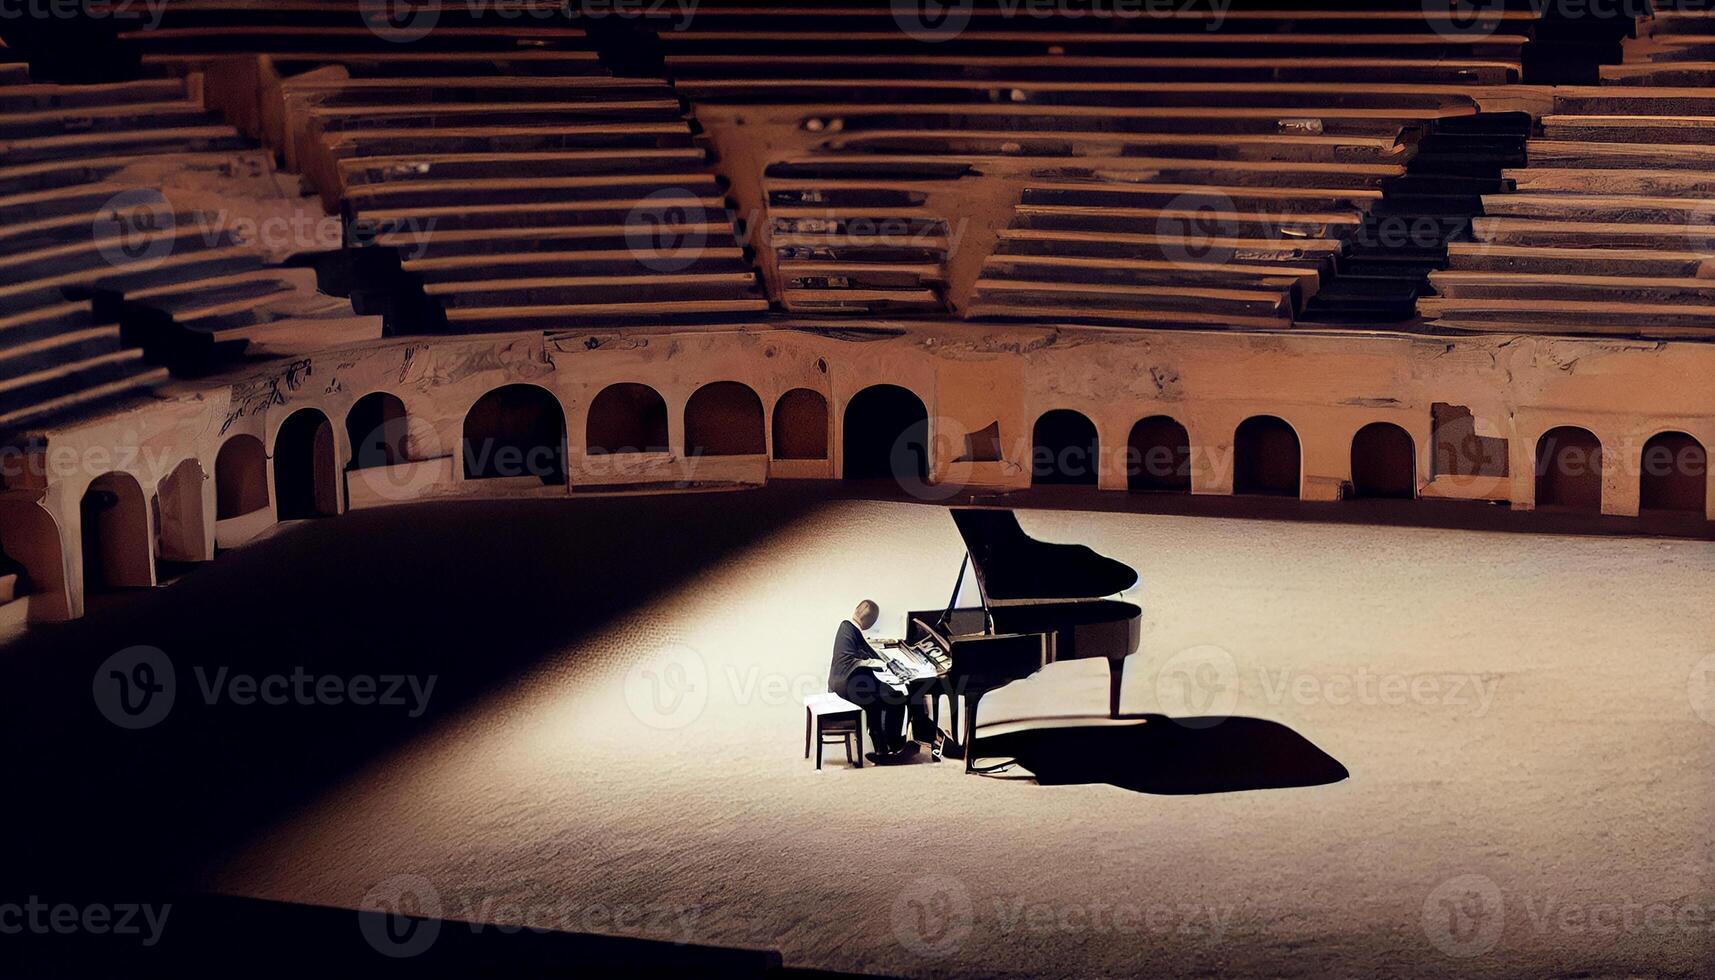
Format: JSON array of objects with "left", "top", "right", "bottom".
[{"left": 897, "top": 508, "right": 1145, "bottom": 772}]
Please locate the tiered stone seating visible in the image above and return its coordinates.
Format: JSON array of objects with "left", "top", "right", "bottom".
[
  {"left": 659, "top": 1, "right": 1540, "bottom": 325},
  {"left": 0, "top": 62, "right": 376, "bottom": 436},
  {"left": 1421, "top": 4, "right": 1715, "bottom": 338},
  {"left": 125, "top": 4, "right": 767, "bottom": 332}
]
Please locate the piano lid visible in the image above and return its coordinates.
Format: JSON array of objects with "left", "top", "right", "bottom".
[{"left": 950, "top": 508, "right": 1139, "bottom": 605}]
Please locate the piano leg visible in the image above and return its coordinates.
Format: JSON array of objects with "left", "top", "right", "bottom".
[
  {"left": 1108, "top": 658, "right": 1124, "bottom": 719},
  {"left": 962, "top": 693, "right": 981, "bottom": 774},
  {"left": 947, "top": 692, "right": 960, "bottom": 753}
]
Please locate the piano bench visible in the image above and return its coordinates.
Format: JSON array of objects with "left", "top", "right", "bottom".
[{"left": 804, "top": 693, "right": 864, "bottom": 770}]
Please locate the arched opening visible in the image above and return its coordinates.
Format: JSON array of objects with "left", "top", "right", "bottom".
[
  {"left": 0, "top": 525, "right": 21, "bottom": 604},
  {"left": 585, "top": 383, "right": 669, "bottom": 455},
  {"left": 1127, "top": 415, "right": 1191, "bottom": 493},
  {"left": 463, "top": 384, "right": 567, "bottom": 485},
  {"left": 1233, "top": 415, "right": 1300, "bottom": 497},
  {"left": 1031, "top": 410, "right": 1099, "bottom": 486},
  {"left": 80, "top": 472, "right": 152, "bottom": 594},
  {"left": 0, "top": 501, "right": 68, "bottom": 618},
  {"left": 215, "top": 435, "right": 269, "bottom": 520},
  {"left": 684, "top": 381, "right": 765, "bottom": 456},
  {"left": 154, "top": 457, "right": 207, "bottom": 562},
  {"left": 346, "top": 392, "right": 408, "bottom": 470},
  {"left": 1639, "top": 431, "right": 1706, "bottom": 514},
  {"left": 1350, "top": 422, "right": 1416, "bottom": 499},
  {"left": 274, "top": 408, "right": 339, "bottom": 519},
  {"left": 772, "top": 388, "right": 829, "bottom": 460},
  {"left": 1535, "top": 426, "right": 1603, "bottom": 512},
  {"left": 842, "top": 384, "right": 928, "bottom": 481}
]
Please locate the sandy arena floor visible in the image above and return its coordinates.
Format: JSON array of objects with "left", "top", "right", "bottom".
[{"left": 180, "top": 494, "right": 1715, "bottom": 979}]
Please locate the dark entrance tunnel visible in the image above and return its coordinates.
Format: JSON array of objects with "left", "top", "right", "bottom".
[
  {"left": 685, "top": 381, "right": 766, "bottom": 457},
  {"left": 1127, "top": 415, "right": 1192, "bottom": 493},
  {"left": 346, "top": 392, "right": 409, "bottom": 471},
  {"left": 1233, "top": 415, "right": 1301, "bottom": 497},
  {"left": 842, "top": 384, "right": 928, "bottom": 481},
  {"left": 1640, "top": 431, "right": 1706, "bottom": 515},
  {"left": 464, "top": 384, "right": 567, "bottom": 485},
  {"left": 1031, "top": 410, "right": 1100, "bottom": 486},
  {"left": 1350, "top": 422, "right": 1416, "bottom": 500},
  {"left": 274, "top": 409, "right": 339, "bottom": 519},
  {"left": 1535, "top": 426, "right": 1603, "bottom": 513}
]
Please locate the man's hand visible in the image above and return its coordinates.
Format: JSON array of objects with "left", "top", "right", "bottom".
[{"left": 858, "top": 658, "right": 887, "bottom": 669}]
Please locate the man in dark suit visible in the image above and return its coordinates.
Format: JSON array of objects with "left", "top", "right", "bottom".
[{"left": 829, "top": 599, "right": 920, "bottom": 762}]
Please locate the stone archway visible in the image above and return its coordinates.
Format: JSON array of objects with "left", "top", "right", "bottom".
[
  {"left": 685, "top": 382, "right": 765, "bottom": 456},
  {"left": 81, "top": 472, "right": 153, "bottom": 594},
  {"left": 274, "top": 408, "right": 339, "bottom": 519},
  {"left": 1350, "top": 422, "right": 1416, "bottom": 499},
  {"left": 154, "top": 457, "right": 208, "bottom": 562},
  {"left": 772, "top": 388, "right": 829, "bottom": 460},
  {"left": 586, "top": 383, "right": 669, "bottom": 455},
  {"left": 1639, "top": 431, "right": 1706, "bottom": 514},
  {"left": 842, "top": 385, "right": 928, "bottom": 481},
  {"left": 1031, "top": 410, "right": 1099, "bottom": 486},
  {"left": 464, "top": 384, "right": 567, "bottom": 485},
  {"left": 1535, "top": 426, "right": 1603, "bottom": 512},
  {"left": 1233, "top": 416, "right": 1300, "bottom": 497}
]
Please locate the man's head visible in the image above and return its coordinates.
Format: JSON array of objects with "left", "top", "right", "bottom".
[{"left": 853, "top": 599, "right": 879, "bottom": 630}]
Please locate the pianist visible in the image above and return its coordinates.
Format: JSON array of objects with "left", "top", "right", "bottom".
[{"left": 829, "top": 599, "right": 925, "bottom": 762}]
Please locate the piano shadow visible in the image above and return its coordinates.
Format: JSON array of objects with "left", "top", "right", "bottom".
[{"left": 978, "top": 715, "right": 1349, "bottom": 795}]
